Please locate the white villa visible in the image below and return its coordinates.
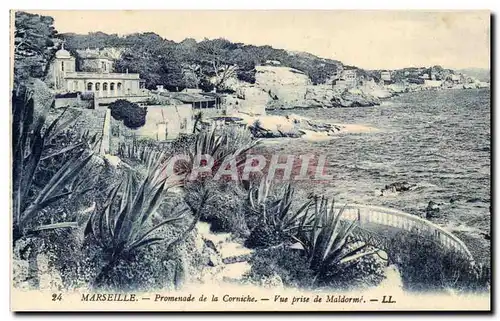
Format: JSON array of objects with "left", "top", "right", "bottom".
[{"left": 50, "top": 45, "right": 145, "bottom": 98}]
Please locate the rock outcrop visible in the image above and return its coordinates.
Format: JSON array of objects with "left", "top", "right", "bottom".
[
  {"left": 232, "top": 113, "right": 341, "bottom": 139},
  {"left": 381, "top": 181, "right": 417, "bottom": 195},
  {"left": 303, "top": 85, "right": 388, "bottom": 108},
  {"left": 222, "top": 66, "right": 394, "bottom": 111}
]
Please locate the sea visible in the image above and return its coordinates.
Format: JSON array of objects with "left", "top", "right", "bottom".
[{"left": 263, "top": 88, "right": 491, "bottom": 262}]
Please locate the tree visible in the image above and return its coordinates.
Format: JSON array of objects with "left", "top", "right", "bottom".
[
  {"left": 197, "top": 38, "right": 240, "bottom": 91},
  {"left": 60, "top": 31, "right": 346, "bottom": 90},
  {"left": 181, "top": 63, "right": 202, "bottom": 89},
  {"left": 109, "top": 99, "right": 147, "bottom": 129},
  {"left": 14, "top": 11, "right": 59, "bottom": 89}
]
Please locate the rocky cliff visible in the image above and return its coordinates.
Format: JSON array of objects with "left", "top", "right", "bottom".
[{"left": 222, "top": 66, "right": 389, "bottom": 112}]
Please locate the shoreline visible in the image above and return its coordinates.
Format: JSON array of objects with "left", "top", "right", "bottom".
[{"left": 266, "top": 86, "right": 490, "bottom": 112}]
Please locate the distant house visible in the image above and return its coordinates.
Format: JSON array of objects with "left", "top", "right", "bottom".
[
  {"left": 442, "top": 74, "right": 462, "bottom": 86},
  {"left": 169, "top": 92, "right": 223, "bottom": 109},
  {"left": 420, "top": 73, "right": 430, "bottom": 80},
  {"left": 132, "top": 104, "right": 194, "bottom": 140},
  {"left": 50, "top": 44, "right": 146, "bottom": 99},
  {"left": 333, "top": 69, "right": 357, "bottom": 88},
  {"left": 380, "top": 71, "right": 392, "bottom": 84},
  {"left": 450, "top": 74, "right": 461, "bottom": 84}
]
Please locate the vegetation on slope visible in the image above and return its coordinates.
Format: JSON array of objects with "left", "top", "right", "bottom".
[
  {"left": 61, "top": 32, "right": 343, "bottom": 90},
  {"left": 13, "top": 11, "right": 60, "bottom": 90}
]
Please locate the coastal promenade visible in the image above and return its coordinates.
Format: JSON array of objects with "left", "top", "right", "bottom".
[{"left": 337, "top": 204, "right": 475, "bottom": 263}]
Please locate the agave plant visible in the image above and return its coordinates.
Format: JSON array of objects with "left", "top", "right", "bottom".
[
  {"left": 248, "top": 179, "right": 313, "bottom": 234},
  {"left": 117, "top": 139, "right": 166, "bottom": 171},
  {"left": 245, "top": 180, "right": 313, "bottom": 248},
  {"left": 85, "top": 158, "right": 180, "bottom": 258},
  {"left": 84, "top": 157, "right": 206, "bottom": 285},
  {"left": 12, "top": 88, "right": 93, "bottom": 243},
  {"left": 181, "top": 126, "right": 258, "bottom": 181},
  {"left": 292, "top": 196, "right": 378, "bottom": 284}
]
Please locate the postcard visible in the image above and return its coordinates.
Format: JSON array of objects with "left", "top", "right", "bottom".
[{"left": 10, "top": 10, "right": 491, "bottom": 312}]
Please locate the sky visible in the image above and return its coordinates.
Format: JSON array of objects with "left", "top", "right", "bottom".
[{"left": 26, "top": 10, "right": 491, "bottom": 70}]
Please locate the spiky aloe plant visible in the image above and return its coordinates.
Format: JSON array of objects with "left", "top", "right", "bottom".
[
  {"left": 84, "top": 157, "right": 206, "bottom": 286},
  {"left": 292, "top": 196, "right": 378, "bottom": 284},
  {"left": 245, "top": 180, "right": 314, "bottom": 248},
  {"left": 248, "top": 179, "right": 313, "bottom": 234},
  {"left": 117, "top": 139, "right": 166, "bottom": 171},
  {"left": 181, "top": 126, "right": 258, "bottom": 181},
  {"left": 12, "top": 88, "right": 93, "bottom": 243}
]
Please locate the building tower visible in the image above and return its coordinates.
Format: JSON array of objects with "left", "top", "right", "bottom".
[{"left": 52, "top": 43, "right": 76, "bottom": 91}]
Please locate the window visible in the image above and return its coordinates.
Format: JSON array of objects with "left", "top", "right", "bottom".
[
  {"left": 95, "top": 83, "right": 100, "bottom": 91},
  {"left": 61, "top": 61, "right": 64, "bottom": 71},
  {"left": 102, "top": 61, "right": 106, "bottom": 71},
  {"left": 110, "top": 83, "right": 115, "bottom": 90},
  {"left": 117, "top": 83, "right": 122, "bottom": 91},
  {"left": 103, "top": 83, "right": 108, "bottom": 91},
  {"left": 87, "top": 82, "right": 93, "bottom": 91}
]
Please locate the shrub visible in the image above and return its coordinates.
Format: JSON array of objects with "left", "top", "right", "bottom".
[
  {"left": 80, "top": 91, "right": 94, "bottom": 101},
  {"left": 245, "top": 246, "right": 315, "bottom": 289},
  {"left": 218, "top": 125, "right": 255, "bottom": 149},
  {"left": 319, "top": 242, "right": 387, "bottom": 290},
  {"left": 168, "top": 133, "right": 197, "bottom": 156},
  {"left": 184, "top": 180, "right": 248, "bottom": 236},
  {"left": 12, "top": 88, "right": 94, "bottom": 244},
  {"left": 387, "top": 230, "right": 490, "bottom": 293},
  {"left": 109, "top": 99, "right": 147, "bottom": 129},
  {"left": 55, "top": 92, "right": 80, "bottom": 99},
  {"left": 198, "top": 78, "right": 215, "bottom": 92},
  {"left": 35, "top": 128, "right": 101, "bottom": 187},
  {"left": 85, "top": 240, "right": 183, "bottom": 292},
  {"left": 237, "top": 69, "right": 256, "bottom": 84}
]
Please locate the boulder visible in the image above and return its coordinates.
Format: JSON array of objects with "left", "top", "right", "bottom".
[
  {"left": 381, "top": 181, "right": 417, "bottom": 195},
  {"left": 425, "top": 201, "right": 441, "bottom": 218},
  {"left": 336, "top": 90, "right": 381, "bottom": 107}
]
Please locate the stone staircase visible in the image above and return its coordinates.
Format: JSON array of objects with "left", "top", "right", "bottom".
[{"left": 196, "top": 222, "right": 254, "bottom": 283}]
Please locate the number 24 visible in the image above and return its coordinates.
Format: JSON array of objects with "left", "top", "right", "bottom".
[{"left": 52, "top": 293, "right": 62, "bottom": 301}]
